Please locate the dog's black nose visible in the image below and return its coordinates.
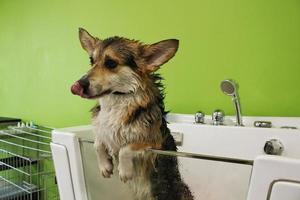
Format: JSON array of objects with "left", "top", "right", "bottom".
[{"left": 78, "top": 76, "right": 90, "bottom": 91}]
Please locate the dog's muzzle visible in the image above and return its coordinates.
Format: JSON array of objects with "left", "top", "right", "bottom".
[{"left": 71, "top": 81, "right": 84, "bottom": 97}]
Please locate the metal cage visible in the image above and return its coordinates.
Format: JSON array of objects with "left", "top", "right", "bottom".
[{"left": 0, "top": 123, "right": 59, "bottom": 200}]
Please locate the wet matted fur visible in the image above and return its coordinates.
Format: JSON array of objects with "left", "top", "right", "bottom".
[{"left": 71, "top": 28, "right": 194, "bottom": 200}]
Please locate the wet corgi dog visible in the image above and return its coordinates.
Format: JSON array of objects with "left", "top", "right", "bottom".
[{"left": 71, "top": 28, "right": 193, "bottom": 200}]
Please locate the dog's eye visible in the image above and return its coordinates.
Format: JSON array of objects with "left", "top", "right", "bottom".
[
  {"left": 89, "top": 57, "right": 94, "bottom": 65},
  {"left": 104, "top": 59, "right": 118, "bottom": 69}
]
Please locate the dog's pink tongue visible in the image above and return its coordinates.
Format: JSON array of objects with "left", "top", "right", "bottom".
[{"left": 71, "top": 82, "right": 84, "bottom": 96}]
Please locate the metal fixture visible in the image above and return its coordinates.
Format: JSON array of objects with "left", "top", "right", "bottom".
[
  {"left": 254, "top": 121, "right": 272, "bottom": 128},
  {"left": 220, "top": 79, "right": 243, "bottom": 126},
  {"left": 212, "top": 109, "right": 225, "bottom": 125},
  {"left": 281, "top": 126, "right": 298, "bottom": 130},
  {"left": 81, "top": 138, "right": 254, "bottom": 166},
  {"left": 195, "top": 111, "right": 205, "bottom": 124},
  {"left": 0, "top": 123, "right": 60, "bottom": 200},
  {"left": 264, "top": 139, "right": 284, "bottom": 155}
]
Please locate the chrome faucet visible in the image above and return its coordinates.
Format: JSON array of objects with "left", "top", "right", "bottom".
[
  {"left": 220, "top": 79, "right": 243, "bottom": 126},
  {"left": 212, "top": 109, "right": 225, "bottom": 125},
  {"left": 195, "top": 111, "right": 205, "bottom": 124}
]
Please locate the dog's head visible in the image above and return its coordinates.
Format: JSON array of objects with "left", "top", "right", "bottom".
[{"left": 71, "top": 28, "right": 179, "bottom": 99}]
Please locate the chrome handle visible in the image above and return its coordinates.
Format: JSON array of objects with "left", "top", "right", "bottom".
[
  {"left": 212, "top": 109, "right": 225, "bottom": 125},
  {"left": 254, "top": 121, "right": 272, "bottom": 128},
  {"left": 195, "top": 111, "right": 205, "bottom": 124},
  {"left": 264, "top": 139, "right": 284, "bottom": 155}
]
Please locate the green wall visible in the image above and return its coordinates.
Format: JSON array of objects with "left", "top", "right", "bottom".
[{"left": 0, "top": 0, "right": 299, "bottom": 127}]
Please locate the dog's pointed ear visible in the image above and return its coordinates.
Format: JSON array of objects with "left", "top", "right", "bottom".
[
  {"left": 141, "top": 39, "right": 179, "bottom": 72},
  {"left": 79, "top": 28, "right": 98, "bottom": 56}
]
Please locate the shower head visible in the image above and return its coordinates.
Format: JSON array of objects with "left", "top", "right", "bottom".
[
  {"left": 220, "top": 79, "right": 243, "bottom": 126},
  {"left": 220, "top": 79, "right": 237, "bottom": 96}
]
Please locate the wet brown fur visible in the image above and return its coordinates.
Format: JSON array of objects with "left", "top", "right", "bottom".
[{"left": 76, "top": 28, "right": 193, "bottom": 200}]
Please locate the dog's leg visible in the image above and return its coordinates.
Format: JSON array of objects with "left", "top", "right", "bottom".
[
  {"left": 118, "top": 143, "right": 155, "bottom": 182},
  {"left": 118, "top": 145, "right": 135, "bottom": 182},
  {"left": 94, "top": 138, "right": 113, "bottom": 178}
]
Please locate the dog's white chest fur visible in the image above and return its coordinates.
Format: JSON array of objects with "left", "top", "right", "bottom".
[{"left": 93, "top": 96, "right": 131, "bottom": 154}]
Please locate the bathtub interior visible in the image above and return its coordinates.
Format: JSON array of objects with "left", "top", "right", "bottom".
[
  {"left": 79, "top": 139, "right": 252, "bottom": 200},
  {"left": 52, "top": 114, "right": 300, "bottom": 200}
]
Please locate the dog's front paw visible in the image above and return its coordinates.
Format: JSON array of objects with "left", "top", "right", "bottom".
[
  {"left": 99, "top": 161, "right": 113, "bottom": 178},
  {"left": 118, "top": 167, "right": 134, "bottom": 183}
]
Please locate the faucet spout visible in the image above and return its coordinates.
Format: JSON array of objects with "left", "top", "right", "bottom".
[{"left": 232, "top": 93, "right": 243, "bottom": 126}]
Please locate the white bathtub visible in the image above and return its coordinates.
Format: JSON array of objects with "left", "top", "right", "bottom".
[{"left": 51, "top": 113, "right": 300, "bottom": 200}]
